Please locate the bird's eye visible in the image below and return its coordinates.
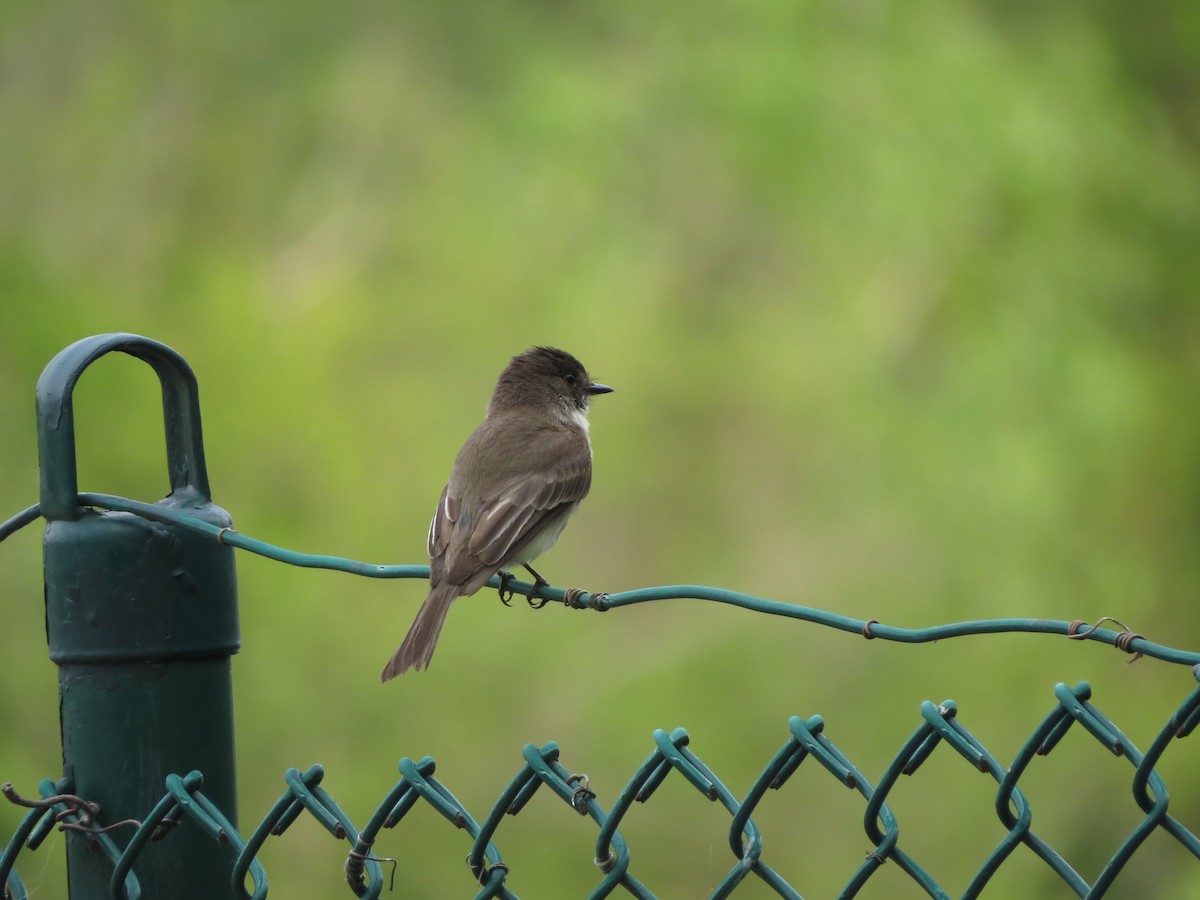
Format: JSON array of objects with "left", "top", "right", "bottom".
[{"left": 563, "top": 373, "right": 577, "bottom": 385}]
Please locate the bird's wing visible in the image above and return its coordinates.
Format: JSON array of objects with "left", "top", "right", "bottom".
[
  {"left": 442, "top": 431, "right": 592, "bottom": 586},
  {"left": 427, "top": 484, "right": 458, "bottom": 586}
]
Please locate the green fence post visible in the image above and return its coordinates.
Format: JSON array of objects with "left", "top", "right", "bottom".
[{"left": 37, "top": 333, "right": 240, "bottom": 900}]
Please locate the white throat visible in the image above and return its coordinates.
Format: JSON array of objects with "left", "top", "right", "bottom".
[{"left": 568, "top": 406, "right": 590, "bottom": 435}]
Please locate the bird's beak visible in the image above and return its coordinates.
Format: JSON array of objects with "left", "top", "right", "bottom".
[{"left": 587, "top": 382, "right": 614, "bottom": 396}]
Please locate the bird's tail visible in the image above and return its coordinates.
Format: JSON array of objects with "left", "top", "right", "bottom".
[{"left": 380, "top": 583, "right": 458, "bottom": 680}]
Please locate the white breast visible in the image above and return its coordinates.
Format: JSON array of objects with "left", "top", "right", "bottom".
[
  {"left": 510, "top": 504, "right": 578, "bottom": 565},
  {"left": 568, "top": 406, "right": 590, "bottom": 435}
]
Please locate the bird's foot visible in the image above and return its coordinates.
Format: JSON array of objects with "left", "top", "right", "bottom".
[
  {"left": 523, "top": 564, "right": 551, "bottom": 608},
  {"left": 526, "top": 576, "right": 551, "bottom": 609},
  {"left": 497, "top": 571, "right": 516, "bottom": 606}
]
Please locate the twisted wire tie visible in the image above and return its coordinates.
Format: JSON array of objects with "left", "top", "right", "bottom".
[
  {"left": 1, "top": 783, "right": 147, "bottom": 840},
  {"left": 565, "top": 774, "right": 596, "bottom": 814},
  {"left": 1068, "top": 617, "right": 1145, "bottom": 664},
  {"left": 471, "top": 857, "right": 509, "bottom": 886},
  {"left": 344, "top": 837, "right": 397, "bottom": 892},
  {"left": 344, "top": 836, "right": 371, "bottom": 879}
]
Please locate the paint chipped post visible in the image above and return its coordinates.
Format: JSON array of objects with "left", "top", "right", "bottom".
[{"left": 38, "top": 334, "right": 240, "bottom": 899}]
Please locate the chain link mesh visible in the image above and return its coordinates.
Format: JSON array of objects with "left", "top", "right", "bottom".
[{"left": 5, "top": 675, "right": 1199, "bottom": 899}]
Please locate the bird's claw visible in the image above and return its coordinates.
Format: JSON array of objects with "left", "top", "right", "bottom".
[
  {"left": 500, "top": 568, "right": 597, "bottom": 610},
  {"left": 497, "top": 571, "right": 516, "bottom": 606},
  {"left": 527, "top": 576, "right": 551, "bottom": 609}
]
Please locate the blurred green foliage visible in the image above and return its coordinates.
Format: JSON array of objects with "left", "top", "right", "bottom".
[{"left": 2, "top": 2, "right": 1199, "bottom": 897}]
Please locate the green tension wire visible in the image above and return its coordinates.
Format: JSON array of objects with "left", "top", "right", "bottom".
[{"left": 3, "top": 492, "right": 1196, "bottom": 668}]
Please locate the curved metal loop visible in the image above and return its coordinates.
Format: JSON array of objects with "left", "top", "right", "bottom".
[{"left": 36, "top": 333, "right": 212, "bottom": 521}]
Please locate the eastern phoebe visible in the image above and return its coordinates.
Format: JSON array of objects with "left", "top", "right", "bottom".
[{"left": 381, "top": 347, "right": 612, "bottom": 679}]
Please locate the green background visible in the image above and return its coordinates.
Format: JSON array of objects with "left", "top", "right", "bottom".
[{"left": 2, "top": 2, "right": 1199, "bottom": 896}]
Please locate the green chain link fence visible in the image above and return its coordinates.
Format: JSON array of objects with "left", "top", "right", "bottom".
[{"left": 3, "top": 334, "right": 1199, "bottom": 898}]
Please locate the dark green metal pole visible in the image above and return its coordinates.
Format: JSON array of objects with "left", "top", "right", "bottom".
[{"left": 38, "top": 334, "right": 240, "bottom": 900}]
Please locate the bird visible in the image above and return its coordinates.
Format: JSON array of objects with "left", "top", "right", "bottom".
[{"left": 381, "top": 346, "right": 612, "bottom": 679}]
